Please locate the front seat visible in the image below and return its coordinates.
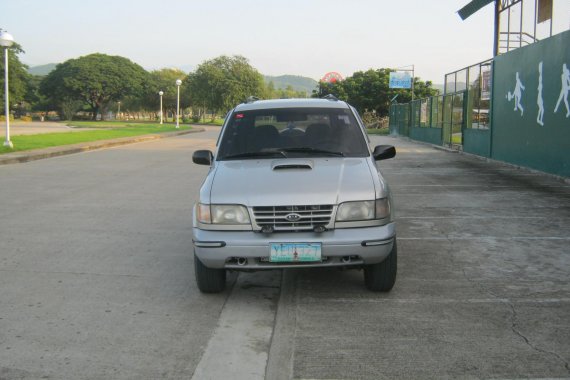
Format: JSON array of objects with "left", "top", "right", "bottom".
[
  {"left": 253, "top": 125, "right": 280, "bottom": 151},
  {"left": 304, "top": 123, "right": 330, "bottom": 147}
]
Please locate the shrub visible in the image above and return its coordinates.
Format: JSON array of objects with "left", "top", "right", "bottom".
[
  {"left": 0, "top": 115, "right": 14, "bottom": 122},
  {"left": 192, "top": 115, "right": 201, "bottom": 123},
  {"left": 19, "top": 116, "right": 33, "bottom": 122}
]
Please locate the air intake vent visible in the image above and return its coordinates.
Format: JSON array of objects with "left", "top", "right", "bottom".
[
  {"left": 271, "top": 160, "right": 313, "bottom": 170},
  {"left": 273, "top": 164, "right": 312, "bottom": 170}
]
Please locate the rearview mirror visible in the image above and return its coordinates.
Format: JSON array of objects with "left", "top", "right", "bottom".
[
  {"left": 372, "top": 145, "right": 396, "bottom": 161},
  {"left": 193, "top": 150, "right": 213, "bottom": 165}
]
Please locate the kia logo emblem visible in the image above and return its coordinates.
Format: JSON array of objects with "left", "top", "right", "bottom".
[{"left": 285, "top": 213, "right": 302, "bottom": 222}]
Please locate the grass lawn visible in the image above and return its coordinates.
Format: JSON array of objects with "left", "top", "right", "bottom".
[
  {"left": 0, "top": 124, "right": 192, "bottom": 155},
  {"left": 67, "top": 121, "right": 164, "bottom": 128},
  {"left": 190, "top": 118, "right": 225, "bottom": 126},
  {"left": 69, "top": 119, "right": 225, "bottom": 128},
  {"left": 366, "top": 128, "right": 390, "bottom": 136}
]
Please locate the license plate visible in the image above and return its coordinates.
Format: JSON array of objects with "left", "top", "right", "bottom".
[{"left": 270, "top": 243, "right": 322, "bottom": 262}]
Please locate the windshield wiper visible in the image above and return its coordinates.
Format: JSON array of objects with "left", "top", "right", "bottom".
[
  {"left": 222, "top": 150, "right": 287, "bottom": 160},
  {"left": 281, "top": 147, "right": 345, "bottom": 157}
]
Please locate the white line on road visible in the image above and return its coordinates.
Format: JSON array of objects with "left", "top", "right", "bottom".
[
  {"left": 398, "top": 236, "right": 570, "bottom": 240},
  {"left": 298, "top": 297, "right": 570, "bottom": 305}
]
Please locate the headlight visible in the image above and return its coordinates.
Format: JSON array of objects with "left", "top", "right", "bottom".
[
  {"left": 197, "top": 204, "right": 250, "bottom": 225},
  {"left": 336, "top": 199, "right": 390, "bottom": 222},
  {"left": 375, "top": 198, "right": 391, "bottom": 219},
  {"left": 336, "top": 201, "right": 375, "bottom": 221}
]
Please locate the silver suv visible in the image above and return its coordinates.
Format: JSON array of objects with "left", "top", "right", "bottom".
[{"left": 192, "top": 97, "right": 397, "bottom": 293}]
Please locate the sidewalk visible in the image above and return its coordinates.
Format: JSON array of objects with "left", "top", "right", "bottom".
[
  {"left": 0, "top": 128, "right": 204, "bottom": 165},
  {"left": 5, "top": 121, "right": 91, "bottom": 136}
]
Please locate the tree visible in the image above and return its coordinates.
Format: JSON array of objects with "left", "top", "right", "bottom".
[
  {"left": 312, "top": 79, "right": 347, "bottom": 100},
  {"left": 0, "top": 43, "right": 32, "bottom": 116},
  {"left": 313, "top": 68, "right": 437, "bottom": 117},
  {"left": 40, "top": 53, "right": 149, "bottom": 120},
  {"left": 186, "top": 55, "right": 264, "bottom": 115},
  {"left": 264, "top": 82, "right": 307, "bottom": 99},
  {"left": 141, "top": 68, "right": 189, "bottom": 121}
]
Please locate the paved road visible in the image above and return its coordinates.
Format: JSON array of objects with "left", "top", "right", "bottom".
[{"left": 1, "top": 128, "right": 569, "bottom": 379}]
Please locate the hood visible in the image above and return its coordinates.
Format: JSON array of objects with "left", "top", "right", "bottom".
[{"left": 208, "top": 157, "right": 377, "bottom": 206}]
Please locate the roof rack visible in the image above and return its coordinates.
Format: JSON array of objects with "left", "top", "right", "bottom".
[
  {"left": 322, "top": 94, "right": 339, "bottom": 101},
  {"left": 245, "top": 96, "right": 260, "bottom": 103}
]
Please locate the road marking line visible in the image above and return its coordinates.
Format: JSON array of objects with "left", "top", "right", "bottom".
[
  {"left": 399, "top": 237, "right": 570, "bottom": 240},
  {"left": 299, "top": 297, "right": 570, "bottom": 305},
  {"left": 397, "top": 216, "right": 565, "bottom": 219}
]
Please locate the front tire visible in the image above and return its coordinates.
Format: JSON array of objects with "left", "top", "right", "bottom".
[
  {"left": 363, "top": 240, "right": 397, "bottom": 292},
  {"left": 194, "top": 253, "right": 226, "bottom": 293}
]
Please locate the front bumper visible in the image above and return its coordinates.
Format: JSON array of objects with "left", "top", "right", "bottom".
[{"left": 193, "top": 222, "right": 396, "bottom": 269}]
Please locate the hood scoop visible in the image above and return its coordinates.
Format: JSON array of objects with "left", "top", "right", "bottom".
[{"left": 271, "top": 159, "right": 313, "bottom": 171}]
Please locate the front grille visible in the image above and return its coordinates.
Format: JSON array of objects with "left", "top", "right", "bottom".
[{"left": 253, "top": 205, "right": 333, "bottom": 231}]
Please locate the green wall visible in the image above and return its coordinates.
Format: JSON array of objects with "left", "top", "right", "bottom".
[
  {"left": 491, "top": 30, "right": 570, "bottom": 177},
  {"left": 464, "top": 129, "right": 491, "bottom": 157},
  {"left": 410, "top": 127, "right": 442, "bottom": 146}
]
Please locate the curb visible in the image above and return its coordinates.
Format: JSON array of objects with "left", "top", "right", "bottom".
[{"left": 0, "top": 128, "right": 205, "bottom": 165}]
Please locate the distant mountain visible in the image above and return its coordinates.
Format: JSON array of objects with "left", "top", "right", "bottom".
[
  {"left": 430, "top": 82, "right": 468, "bottom": 94},
  {"left": 432, "top": 83, "right": 445, "bottom": 93},
  {"left": 28, "top": 63, "right": 57, "bottom": 76},
  {"left": 264, "top": 75, "right": 318, "bottom": 95}
]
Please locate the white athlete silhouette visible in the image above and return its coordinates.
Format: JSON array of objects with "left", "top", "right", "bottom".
[
  {"left": 537, "top": 62, "right": 544, "bottom": 126},
  {"left": 506, "top": 72, "right": 525, "bottom": 116},
  {"left": 554, "top": 63, "right": 570, "bottom": 118}
]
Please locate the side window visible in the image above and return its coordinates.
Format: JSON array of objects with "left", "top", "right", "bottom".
[
  {"left": 216, "top": 110, "right": 233, "bottom": 147},
  {"left": 351, "top": 107, "right": 370, "bottom": 143}
]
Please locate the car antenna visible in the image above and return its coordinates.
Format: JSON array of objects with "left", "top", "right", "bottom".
[
  {"left": 322, "top": 94, "right": 338, "bottom": 101},
  {"left": 246, "top": 96, "right": 259, "bottom": 103}
]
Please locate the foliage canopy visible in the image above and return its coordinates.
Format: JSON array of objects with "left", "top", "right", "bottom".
[
  {"left": 0, "top": 44, "right": 33, "bottom": 115},
  {"left": 40, "top": 53, "right": 149, "bottom": 120},
  {"left": 314, "top": 68, "right": 437, "bottom": 117},
  {"left": 186, "top": 55, "right": 264, "bottom": 114}
]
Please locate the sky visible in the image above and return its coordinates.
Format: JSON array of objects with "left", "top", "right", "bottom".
[{"left": 1, "top": 0, "right": 568, "bottom": 84}]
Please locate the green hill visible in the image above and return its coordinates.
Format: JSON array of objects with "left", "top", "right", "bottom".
[
  {"left": 28, "top": 63, "right": 57, "bottom": 76},
  {"left": 263, "top": 75, "right": 318, "bottom": 95}
]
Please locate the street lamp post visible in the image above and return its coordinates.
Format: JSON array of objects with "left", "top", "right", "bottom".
[
  {"left": 175, "top": 79, "right": 182, "bottom": 129},
  {"left": 158, "top": 91, "right": 164, "bottom": 125},
  {"left": 0, "top": 30, "right": 15, "bottom": 148},
  {"left": 117, "top": 101, "right": 121, "bottom": 120}
]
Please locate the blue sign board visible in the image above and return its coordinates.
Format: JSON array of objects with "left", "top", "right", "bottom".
[{"left": 389, "top": 72, "right": 412, "bottom": 89}]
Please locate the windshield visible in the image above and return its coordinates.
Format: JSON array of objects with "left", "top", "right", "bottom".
[{"left": 217, "top": 107, "right": 369, "bottom": 160}]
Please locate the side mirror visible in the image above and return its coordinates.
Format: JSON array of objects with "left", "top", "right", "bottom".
[
  {"left": 193, "top": 150, "right": 213, "bottom": 165},
  {"left": 372, "top": 145, "right": 396, "bottom": 161}
]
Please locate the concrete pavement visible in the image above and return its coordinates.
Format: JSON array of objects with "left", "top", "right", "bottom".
[
  {"left": 266, "top": 135, "right": 570, "bottom": 379},
  {"left": 5, "top": 121, "right": 89, "bottom": 136},
  {"left": 0, "top": 129, "right": 223, "bottom": 379},
  {"left": 0, "top": 129, "right": 569, "bottom": 379}
]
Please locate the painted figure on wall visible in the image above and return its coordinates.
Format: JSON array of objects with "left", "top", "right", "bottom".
[
  {"left": 553, "top": 63, "right": 570, "bottom": 118},
  {"left": 537, "top": 62, "right": 544, "bottom": 126},
  {"left": 507, "top": 72, "right": 525, "bottom": 116}
]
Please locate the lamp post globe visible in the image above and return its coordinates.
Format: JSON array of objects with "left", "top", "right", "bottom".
[
  {"left": 158, "top": 91, "right": 164, "bottom": 125},
  {"left": 0, "top": 30, "right": 15, "bottom": 148},
  {"left": 0, "top": 30, "right": 15, "bottom": 47},
  {"left": 175, "top": 79, "right": 182, "bottom": 128}
]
